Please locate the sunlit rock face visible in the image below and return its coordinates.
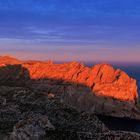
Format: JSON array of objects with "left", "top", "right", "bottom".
[
  {"left": 0, "top": 56, "right": 140, "bottom": 139},
  {"left": 22, "top": 62, "right": 138, "bottom": 104},
  {"left": 0, "top": 56, "right": 22, "bottom": 65},
  {"left": 0, "top": 56, "right": 138, "bottom": 104}
]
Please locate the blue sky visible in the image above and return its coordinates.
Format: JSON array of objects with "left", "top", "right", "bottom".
[{"left": 0, "top": 0, "right": 140, "bottom": 62}]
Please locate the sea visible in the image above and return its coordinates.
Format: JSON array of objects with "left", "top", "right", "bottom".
[{"left": 86, "top": 62, "right": 140, "bottom": 133}]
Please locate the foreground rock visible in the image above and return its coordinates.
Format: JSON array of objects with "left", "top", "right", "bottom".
[
  {"left": 0, "top": 56, "right": 140, "bottom": 139},
  {"left": 10, "top": 114, "right": 55, "bottom": 140},
  {"left": 23, "top": 62, "right": 138, "bottom": 103},
  {"left": 0, "top": 85, "right": 139, "bottom": 139},
  {"left": 92, "top": 131, "right": 140, "bottom": 140},
  {"left": 10, "top": 101, "right": 140, "bottom": 140},
  {"left": 0, "top": 56, "right": 138, "bottom": 103},
  {"left": 10, "top": 121, "right": 140, "bottom": 140},
  {"left": 10, "top": 99, "right": 108, "bottom": 140},
  {"left": 30, "top": 80, "right": 140, "bottom": 120},
  {"left": 0, "top": 56, "right": 139, "bottom": 120}
]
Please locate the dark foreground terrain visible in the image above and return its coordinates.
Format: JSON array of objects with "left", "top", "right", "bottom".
[
  {"left": 0, "top": 86, "right": 139, "bottom": 140},
  {"left": 0, "top": 56, "right": 139, "bottom": 139}
]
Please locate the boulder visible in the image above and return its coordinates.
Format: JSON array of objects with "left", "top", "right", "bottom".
[{"left": 10, "top": 114, "right": 55, "bottom": 140}]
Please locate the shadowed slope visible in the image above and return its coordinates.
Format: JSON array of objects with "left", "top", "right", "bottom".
[
  {"left": 0, "top": 56, "right": 137, "bottom": 103},
  {"left": 22, "top": 61, "right": 138, "bottom": 103},
  {"left": 0, "top": 56, "right": 139, "bottom": 120}
]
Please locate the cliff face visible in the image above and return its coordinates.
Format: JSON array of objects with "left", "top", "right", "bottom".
[
  {"left": 21, "top": 61, "right": 138, "bottom": 104},
  {"left": 0, "top": 56, "right": 139, "bottom": 120},
  {"left": 0, "top": 56, "right": 140, "bottom": 139},
  {"left": 0, "top": 56, "right": 22, "bottom": 65},
  {"left": 0, "top": 56, "right": 138, "bottom": 103}
]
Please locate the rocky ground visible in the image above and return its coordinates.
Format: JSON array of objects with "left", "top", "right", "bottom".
[
  {"left": 0, "top": 86, "right": 138, "bottom": 139},
  {"left": 0, "top": 56, "right": 139, "bottom": 139},
  {"left": 0, "top": 56, "right": 139, "bottom": 120}
]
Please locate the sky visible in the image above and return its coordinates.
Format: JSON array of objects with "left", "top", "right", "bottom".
[{"left": 0, "top": 0, "right": 140, "bottom": 63}]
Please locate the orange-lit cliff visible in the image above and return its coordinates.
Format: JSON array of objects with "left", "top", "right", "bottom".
[
  {"left": 22, "top": 61, "right": 138, "bottom": 103},
  {"left": 0, "top": 56, "right": 138, "bottom": 104}
]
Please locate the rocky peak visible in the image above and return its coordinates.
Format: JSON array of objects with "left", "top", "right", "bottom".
[
  {"left": 0, "top": 56, "right": 21, "bottom": 65},
  {"left": 0, "top": 56, "right": 138, "bottom": 104},
  {"left": 23, "top": 61, "right": 138, "bottom": 103}
]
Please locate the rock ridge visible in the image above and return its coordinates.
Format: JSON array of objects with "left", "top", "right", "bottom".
[
  {"left": 0, "top": 56, "right": 139, "bottom": 119},
  {"left": 21, "top": 61, "right": 138, "bottom": 103}
]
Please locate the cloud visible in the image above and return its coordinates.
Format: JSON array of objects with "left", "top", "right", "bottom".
[
  {"left": 0, "top": 0, "right": 140, "bottom": 62},
  {"left": 28, "top": 27, "right": 53, "bottom": 35}
]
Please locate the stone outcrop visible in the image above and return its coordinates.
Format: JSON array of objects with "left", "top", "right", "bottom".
[
  {"left": 22, "top": 62, "right": 138, "bottom": 103},
  {"left": 0, "top": 86, "right": 108, "bottom": 139},
  {"left": 9, "top": 99, "right": 140, "bottom": 140},
  {"left": 9, "top": 98, "right": 140, "bottom": 140},
  {"left": 0, "top": 64, "right": 30, "bottom": 86},
  {"left": 92, "top": 131, "right": 140, "bottom": 140},
  {"left": 0, "top": 56, "right": 138, "bottom": 103},
  {"left": 10, "top": 114, "right": 55, "bottom": 140},
  {"left": 0, "top": 56, "right": 140, "bottom": 139},
  {"left": 0, "top": 56, "right": 21, "bottom": 65},
  {"left": 10, "top": 111, "right": 140, "bottom": 140},
  {"left": 0, "top": 56, "right": 139, "bottom": 120}
]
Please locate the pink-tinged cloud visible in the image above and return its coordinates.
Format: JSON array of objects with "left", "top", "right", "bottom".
[{"left": 0, "top": 38, "right": 139, "bottom": 63}]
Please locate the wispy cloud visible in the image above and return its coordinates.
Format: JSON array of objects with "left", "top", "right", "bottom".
[
  {"left": 28, "top": 27, "right": 53, "bottom": 35},
  {"left": 0, "top": 0, "right": 140, "bottom": 62}
]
